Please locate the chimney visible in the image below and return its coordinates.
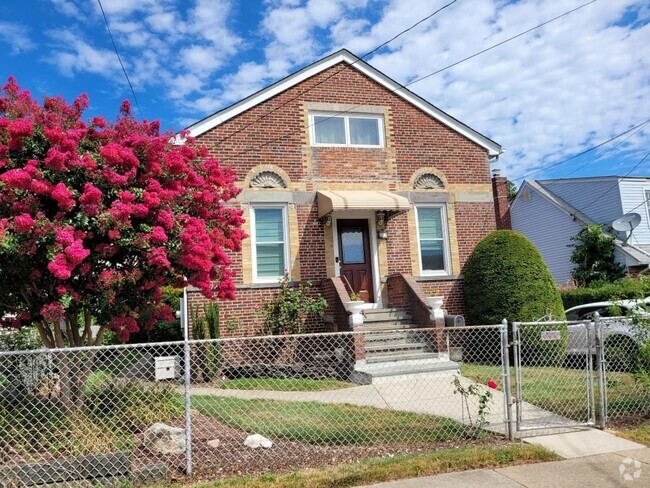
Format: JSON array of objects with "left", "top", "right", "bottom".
[{"left": 491, "top": 169, "right": 511, "bottom": 230}]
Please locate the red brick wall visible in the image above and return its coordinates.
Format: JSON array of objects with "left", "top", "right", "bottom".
[{"left": 188, "top": 61, "right": 496, "bottom": 336}]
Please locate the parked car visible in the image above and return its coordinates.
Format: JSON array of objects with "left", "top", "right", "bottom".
[{"left": 564, "top": 298, "right": 650, "bottom": 370}]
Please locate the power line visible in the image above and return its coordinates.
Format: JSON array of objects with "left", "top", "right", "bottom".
[
  {"left": 579, "top": 149, "right": 650, "bottom": 212},
  {"left": 211, "top": 0, "right": 459, "bottom": 147},
  {"left": 405, "top": 0, "right": 596, "bottom": 87},
  {"left": 545, "top": 121, "right": 649, "bottom": 182},
  {"left": 225, "top": 0, "right": 600, "bottom": 160},
  {"left": 96, "top": 0, "right": 144, "bottom": 119},
  {"left": 512, "top": 118, "right": 650, "bottom": 183}
]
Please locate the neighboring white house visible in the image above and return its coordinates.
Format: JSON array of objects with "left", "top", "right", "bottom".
[{"left": 510, "top": 176, "right": 650, "bottom": 284}]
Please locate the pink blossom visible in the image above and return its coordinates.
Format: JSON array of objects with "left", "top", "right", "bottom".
[
  {"left": 64, "top": 240, "right": 90, "bottom": 266},
  {"left": 13, "top": 214, "right": 35, "bottom": 232},
  {"left": 40, "top": 302, "right": 65, "bottom": 323},
  {"left": 1, "top": 168, "right": 32, "bottom": 189},
  {"left": 47, "top": 253, "right": 73, "bottom": 280},
  {"left": 51, "top": 182, "right": 75, "bottom": 211},
  {"left": 150, "top": 226, "right": 168, "bottom": 243}
]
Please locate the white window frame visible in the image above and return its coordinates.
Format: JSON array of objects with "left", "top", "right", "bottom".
[
  {"left": 414, "top": 204, "right": 452, "bottom": 276},
  {"left": 250, "top": 204, "right": 290, "bottom": 283},
  {"left": 309, "top": 112, "right": 385, "bottom": 148},
  {"left": 644, "top": 188, "right": 650, "bottom": 228}
]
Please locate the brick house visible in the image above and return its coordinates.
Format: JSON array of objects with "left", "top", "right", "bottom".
[{"left": 186, "top": 49, "right": 504, "bottom": 342}]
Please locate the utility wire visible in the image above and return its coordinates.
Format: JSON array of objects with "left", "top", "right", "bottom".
[
  {"left": 544, "top": 121, "right": 649, "bottom": 182},
  {"left": 211, "top": 0, "right": 459, "bottom": 146},
  {"left": 405, "top": 0, "right": 596, "bottom": 87},
  {"left": 96, "top": 0, "right": 144, "bottom": 119},
  {"left": 511, "top": 118, "right": 650, "bottom": 183},
  {"left": 579, "top": 149, "right": 650, "bottom": 212},
  {"left": 225, "top": 0, "right": 599, "bottom": 160}
]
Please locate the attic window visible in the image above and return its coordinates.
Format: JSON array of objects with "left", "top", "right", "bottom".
[
  {"left": 309, "top": 112, "right": 384, "bottom": 148},
  {"left": 250, "top": 171, "right": 287, "bottom": 189},
  {"left": 414, "top": 173, "right": 445, "bottom": 190},
  {"left": 523, "top": 190, "right": 532, "bottom": 202}
]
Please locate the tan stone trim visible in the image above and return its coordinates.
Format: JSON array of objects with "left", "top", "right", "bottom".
[
  {"left": 304, "top": 101, "right": 387, "bottom": 115},
  {"left": 447, "top": 203, "right": 460, "bottom": 275},
  {"left": 287, "top": 203, "right": 301, "bottom": 280},
  {"left": 240, "top": 203, "right": 252, "bottom": 284},
  {"left": 324, "top": 224, "right": 335, "bottom": 278},
  {"left": 408, "top": 210, "right": 420, "bottom": 277},
  {"left": 243, "top": 165, "right": 293, "bottom": 190},
  {"left": 311, "top": 182, "right": 393, "bottom": 191},
  {"left": 408, "top": 167, "right": 449, "bottom": 189}
]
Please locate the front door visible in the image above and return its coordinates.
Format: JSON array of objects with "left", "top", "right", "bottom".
[{"left": 337, "top": 219, "right": 374, "bottom": 302}]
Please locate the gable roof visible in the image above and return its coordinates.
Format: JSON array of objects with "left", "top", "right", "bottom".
[
  {"left": 514, "top": 180, "right": 650, "bottom": 264},
  {"left": 185, "top": 49, "right": 503, "bottom": 156}
]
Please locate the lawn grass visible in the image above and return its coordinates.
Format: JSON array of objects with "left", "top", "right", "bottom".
[
  {"left": 461, "top": 363, "right": 650, "bottom": 421},
  {"left": 613, "top": 421, "right": 650, "bottom": 446},
  {"left": 193, "top": 395, "right": 487, "bottom": 446},
  {"left": 219, "top": 378, "right": 354, "bottom": 391},
  {"left": 193, "top": 444, "right": 559, "bottom": 488}
]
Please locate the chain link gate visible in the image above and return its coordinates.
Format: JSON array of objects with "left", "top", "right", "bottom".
[{"left": 511, "top": 320, "right": 597, "bottom": 434}]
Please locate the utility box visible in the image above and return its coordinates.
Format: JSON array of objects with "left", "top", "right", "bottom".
[{"left": 154, "top": 355, "right": 180, "bottom": 381}]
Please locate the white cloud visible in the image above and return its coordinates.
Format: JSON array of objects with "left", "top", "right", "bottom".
[
  {"left": 45, "top": 30, "right": 118, "bottom": 78},
  {"left": 0, "top": 21, "right": 36, "bottom": 54}
]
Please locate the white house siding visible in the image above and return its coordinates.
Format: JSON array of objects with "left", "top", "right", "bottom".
[
  {"left": 618, "top": 179, "right": 650, "bottom": 248},
  {"left": 511, "top": 182, "right": 584, "bottom": 284},
  {"left": 538, "top": 178, "right": 624, "bottom": 227}
]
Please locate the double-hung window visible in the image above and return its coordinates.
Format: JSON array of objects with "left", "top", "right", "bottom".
[
  {"left": 251, "top": 206, "right": 289, "bottom": 282},
  {"left": 310, "top": 112, "right": 384, "bottom": 147},
  {"left": 415, "top": 205, "right": 450, "bottom": 276},
  {"left": 645, "top": 189, "right": 650, "bottom": 227}
]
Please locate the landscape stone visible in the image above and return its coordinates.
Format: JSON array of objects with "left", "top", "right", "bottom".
[
  {"left": 244, "top": 434, "right": 272, "bottom": 449},
  {"left": 143, "top": 423, "right": 186, "bottom": 455}
]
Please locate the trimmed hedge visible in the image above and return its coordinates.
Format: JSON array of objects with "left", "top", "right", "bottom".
[
  {"left": 464, "top": 231, "right": 565, "bottom": 324},
  {"left": 560, "top": 278, "right": 650, "bottom": 310},
  {"left": 463, "top": 231, "right": 566, "bottom": 366}
]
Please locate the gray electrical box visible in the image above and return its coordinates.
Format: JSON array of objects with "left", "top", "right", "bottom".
[
  {"left": 154, "top": 356, "right": 180, "bottom": 381},
  {"left": 444, "top": 314, "right": 465, "bottom": 327}
]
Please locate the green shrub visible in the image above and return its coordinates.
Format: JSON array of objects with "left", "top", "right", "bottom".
[
  {"left": 191, "top": 302, "right": 221, "bottom": 382},
  {"left": 463, "top": 231, "right": 566, "bottom": 365},
  {"left": 560, "top": 277, "right": 650, "bottom": 310},
  {"left": 570, "top": 224, "right": 625, "bottom": 286},
  {"left": 260, "top": 273, "right": 327, "bottom": 335}
]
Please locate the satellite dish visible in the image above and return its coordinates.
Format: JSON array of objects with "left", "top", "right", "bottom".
[{"left": 612, "top": 212, "right": 641, "bottom": 243}]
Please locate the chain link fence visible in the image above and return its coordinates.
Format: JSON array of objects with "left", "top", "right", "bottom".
[{"left": 0, "top": 318, "right": 649, "bottom": 484}]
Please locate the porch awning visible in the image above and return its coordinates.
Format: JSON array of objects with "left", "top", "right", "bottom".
[{"left": 317, "top": 190, "right": 411, "bottom": 219}]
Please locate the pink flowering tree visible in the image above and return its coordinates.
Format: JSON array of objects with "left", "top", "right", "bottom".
[{"left": 0, "top": 77, "right": 245, "bottom": 349}]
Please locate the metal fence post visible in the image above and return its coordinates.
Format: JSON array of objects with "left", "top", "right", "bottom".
[
  {"left": 182, "top": 287, "right": 193, "bottom": 476},
  {"left": 594, "top": 313, "right": 607, "bottom": 430},
  {"left": 500, "top": 319, "right": 515, "bottom": 441},
  {"left": 512, "top": 321, "right": 522, "bottom": 432}
]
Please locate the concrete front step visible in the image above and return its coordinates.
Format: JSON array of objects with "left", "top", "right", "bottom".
[
  {"left": 362, "top": 320, "right": 414, "bottom": 330},
  {"left": 366, "top": 351, "right": 440, "bottom": 363},
  {"left": 363, "top": 308, "right": 411, "bottom": 322},
  {"left": 351, "top": 357, "right": 459, "bottom": 384},
  {"left": 365, "top": 342, "right": 430, "bottom": 355}
]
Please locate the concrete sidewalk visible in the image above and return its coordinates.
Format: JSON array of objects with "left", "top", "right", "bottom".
[
  {"left": 192, "top": 373, "right": 567, "bottom": 435},
  {"left": 361, "top": 432, "right": 649, "bottom": 488}
]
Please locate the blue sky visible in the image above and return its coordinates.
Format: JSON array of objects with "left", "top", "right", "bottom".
[{"left": 0, "top": 0, "right": 648, "bottom": 182}]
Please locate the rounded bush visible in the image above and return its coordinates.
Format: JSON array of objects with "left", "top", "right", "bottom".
[
  {"left": 463, "top": 231, "right": 566, "bottom": 366},
  {"left": 464, "top": 230, "right": 565, "bottom": 324}
]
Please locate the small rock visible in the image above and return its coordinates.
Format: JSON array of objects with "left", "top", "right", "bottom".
[
  {"left": 207, "top": 439, "right": 221, "bottom": 449},
  {"left": 143, "top": 423, "right": 186, "bottom": 454},
  {"left": 244, "top": 434, "right": 272, "bottom": 449}
]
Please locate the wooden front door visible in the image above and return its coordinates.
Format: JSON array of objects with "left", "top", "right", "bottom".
[{"left": 337, "top": 219, "right": 374, "bottom": 302}]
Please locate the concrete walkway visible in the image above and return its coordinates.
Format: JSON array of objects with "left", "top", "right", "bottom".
[
  {"left": 192, "top": 373, "right": 569, "bottom": 435},
  {"left": 361, "top": 446, "right": 650, "bottom": 487}
]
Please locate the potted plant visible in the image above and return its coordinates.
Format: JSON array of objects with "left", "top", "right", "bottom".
[
  {"left": 344, "top": 291, "right": 365, "bottom": 314},
  {"left": 427, "top": 287, "right": 444, "bottom": 310}
]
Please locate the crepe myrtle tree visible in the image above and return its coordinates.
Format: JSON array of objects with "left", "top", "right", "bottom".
[{"left": 0, "top": 77, "right": 246, "bottom": 349}]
